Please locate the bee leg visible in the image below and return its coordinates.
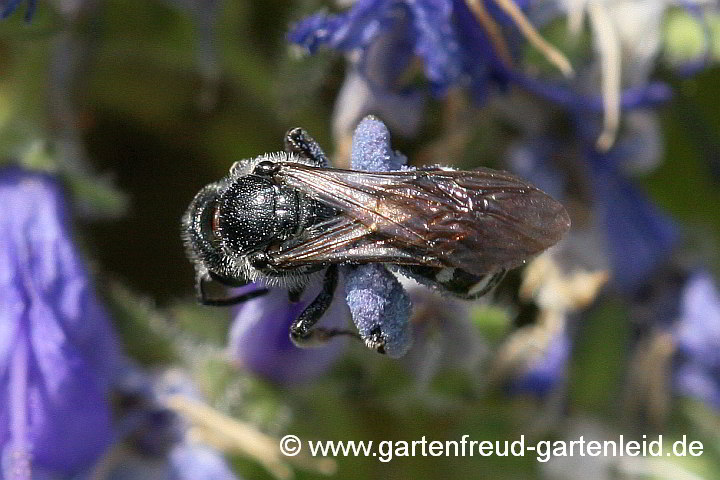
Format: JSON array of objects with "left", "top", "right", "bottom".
[
  {"left": 283, "top": 127, "right": 329, "bottom": 167},
  {"left": 197, "top": 276, "right": 269, "bottom": 306},
  {"left": 288, "top": 284, "right": 305, "bottom": 303},
  {"left": 289, "top": 265, "right": 358, "bottom": 346}
]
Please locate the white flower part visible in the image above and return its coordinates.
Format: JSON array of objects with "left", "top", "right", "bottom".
[
  {"left": 331, "top": 68, "right": 425, "bottom": 143},
  {"left": 490, "top": 0, "right": 575, "bottom": 76},
  {"left": 607, "top": 2, "right": 666, "bottom": 81},
  {"left": 548, "top": 0, "right": 711, "bottom": 150},
  {"left": 586, "top": 1, "right": 622, "bottom": 151}
]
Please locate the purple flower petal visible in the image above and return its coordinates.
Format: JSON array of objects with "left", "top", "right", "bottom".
[
  {"left": 288, "top": 0, "right": 397, "bottom": 53},
  {"left": 451, "top": 0, "right": 506, "bottom": 100},
  {"left": 507, "top": 71, "right": 673, "bottom": 112},
  {"left": 356, "top": 9, "right": 416, "bottom": 90},
  {"left": 228, "top": 286, "right": 350, "bottom": 384},
  {"left": 407, "top": 0, "right": 462, "bottom": 92},
  {"left": 675, "top": 271, "right": 720, "bottom": 368},
  {"left": 332, "top": 15, "right": 426, "bottom": 139},
  {"left": 671, "top": 271, "right": 720, "bottom": 409},
  {"left": 508, "top": 328, "right": 570, "bottom": 397},
  {"left": 1, "top": 0, "right": 35, "bottom": 21},
  {"left": 168, "top": 443, "right": 241, "bottom": 480},
  {"left": 289, "top": 0, "right": 510, "bottom": 100},
  {"left": 0, "top": 167, "right": 122, "bottom": 476},
  {"left": 586, "top": 151, "right": 679, "bottom": 293}
]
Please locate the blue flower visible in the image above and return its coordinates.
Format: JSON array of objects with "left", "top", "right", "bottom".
[
  {"left": 1, "top": 0, "right": 36, "bottom": 21},
  {"left": 109, "top": 366, "right": 242, "bottom": 480},
  {"left": 584, "top": 146, "right": 679, "bottom": 293},
  {"left": 507, "top": 136, "right": 568, "bottom": 201},
  {"left": 0, "top": 167, "right": 122, "bottom": 477},
  {"left": 228, "top": 286, "right": 350, "bottom": 384},
  {"left": 508, "top": 327, "right": 570, "bottom": 397},
  {"left": 168, "top": 443, "right": 242, "bottom": 480},
  {"left": 288, "top": 0, "right": 510, "bottom": 100},
  {"left": 673, "top": 271, "right": 720, "bottom": 409},
  {"left": 507, "top": 70, "right": 673, "bottom": 113},
  {"left": 331, "top": 19, "right": 426, "bottom": 141}
]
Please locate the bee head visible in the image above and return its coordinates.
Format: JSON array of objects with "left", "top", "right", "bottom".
[{"left": 181, "top": 181, "right": 247, "bottom": 287}]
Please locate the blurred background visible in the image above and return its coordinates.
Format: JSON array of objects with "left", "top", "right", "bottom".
[{"left": 2, "top": 0, "right": 720, "bottom": 479}]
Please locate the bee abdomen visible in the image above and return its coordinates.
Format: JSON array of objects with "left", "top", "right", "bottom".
[{"left": 397, "top": 265, "right": 506, "bottom": 299}]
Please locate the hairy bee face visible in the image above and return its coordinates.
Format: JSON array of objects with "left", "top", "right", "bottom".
[{"left": 182, "top": 181, "right": 243, "bottom": 286}]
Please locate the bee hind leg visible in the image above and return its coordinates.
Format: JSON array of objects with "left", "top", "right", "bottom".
[{"left": 289, "top": 265, "right": 360, "bottom": 346}]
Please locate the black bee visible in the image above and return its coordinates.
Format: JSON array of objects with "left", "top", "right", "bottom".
[{"left": 182, "top": 127, "right": 570, "bottom": 349}]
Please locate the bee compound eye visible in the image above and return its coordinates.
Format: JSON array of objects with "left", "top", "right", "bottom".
[{"left": 253, "top": 160, "right": 279, "bottom": 177}]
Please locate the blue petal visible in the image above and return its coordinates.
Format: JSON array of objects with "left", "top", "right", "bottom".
[
  {"left": 355, "top": 7, "right": 417, "bottom": 90},
  {"left": 674, "top": 363, "right": 720, "bottom": 411},
  {"left": 452, "top": 0, "right": 506, "bottom": 100},
  {"left": 168, "top": 443, "right": 241, "bottom": 480},
  {"left": 586, "top": 153, "right": 680, "bottom": 292},
  {"left": 344, "top": 264, "right": 412, "bottom": 358},
  {"left": 507, "top": 137, "right": 568, "bottom": 201},
  {"left": 407, "top": 0, "right": 463, "bottom": 93},
  {"left": 331, "top": 12, "right": 427, "bottom": 139},
  {"left": 675, "top": 271, "right": 720, "bottom": 369},
  {"left": 508, "top": 328, "right": 570, "bottom": 397},
  {"left": 288, "top": 0, "right": 510, "bottom": 100},
  {"left": 508, "top": 70, "right": 673, "bottom": 112},
  {"left": 0, "top": 167, "right": 121, "bottom": 476},
  {"left": 1, "top": 0, "right": 35, "bottom": 21},
  {"left": 228, "top": 286, "right": 349, "bottom": 384},
  {"left": 288, "top": 0, "right": 397, "bottom": 53}
]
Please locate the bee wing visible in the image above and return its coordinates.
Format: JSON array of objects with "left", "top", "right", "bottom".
[
  {"left": 275, "top": 163, "right": 570, "bottom": 275},
  {"left": 270, "top": 214, "right": 443, "bottom": 268}
]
